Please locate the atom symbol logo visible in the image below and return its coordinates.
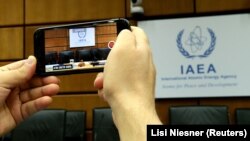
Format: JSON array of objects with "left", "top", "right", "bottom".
[
  {"left": 185, "top": 26, "right": 207, "bottom": 53},
  {"left": 176, "top": 26, "right": 216, "bottom": 59}
]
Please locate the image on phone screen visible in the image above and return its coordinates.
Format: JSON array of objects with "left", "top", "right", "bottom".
[{"left": 36, "top": 21, "right": 125, "bottom": 75}]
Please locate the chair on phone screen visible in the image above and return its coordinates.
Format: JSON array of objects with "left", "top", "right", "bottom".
[
  {"left": 75, "top": 49, "right": 93, "bottom": 62},
  {"left": 45, "top": 51, "right": 58, "bottom": 65},
  {"left": 92, "top": 48, "right": 111, "bottom": 61},
  {"left": 58, "top": 50, "right": 75, "bottom": 64},
  {"left": 97, "top": 47, "right": 111, "bottom": 60},
  {"left": 169, "top": 106, "right": 229, "bottom": 125}
]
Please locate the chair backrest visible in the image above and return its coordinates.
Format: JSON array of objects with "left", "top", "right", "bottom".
[
  {"left": 64, "top": 110, "right": 86, "bottom": 141},
  {"left": 169, "top": 106, "right": 229, "bottom": 125},
  {"left": 92, "top": 48, "right": 111, "bottom": 61},
  {"left": 11, "top": 109, "right": 66, "bottom": 141},
  {"left": 93, "top": 108, "right": 120, "bottom": 141},
  {"left": 97, "top": 48, "right": 111, "bottom": 60},
  {"left": 45, "top": 51, "right": 58, "bottom": 64},
  {"left": 235, "top": 108, "right": 250, "bottom": 125},
  {"left": 0, "top": 133, "right": 11, "bottom": 141},
  {"left": 75, "top": 49, "right": 93, "bottom": 62},
  {"left": 59, "top": 50, "right": 75, "bottom": 64}
]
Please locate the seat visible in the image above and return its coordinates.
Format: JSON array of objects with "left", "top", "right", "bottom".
[
  {"left": 93, "top": 108, "right": 120, "bottom": 141},
  {"left": 64, "top": 110, "right": 86, "bottom": 141},
  {"left": 92, "top": 48, "right": 111, "bottom": 60},
  {"left": 10, "top": 109, "right": 66, "bottom": 141},
  {"left": 75, "top": 49, "right": 93, "bottom": 62},
  {"left": 45, "top": 51, "right": 58, "bottom": 65},
  {"left": 235, "top": 108, "right": 250, "bottom": 125},
  {"left": 58, "top": 50, "right": 75, "bottom": 64},
  {"left": 169, "top": 106, "right": 229, "bottom": 125},
  {"left": 92, "top": 48, "right": 100, "bottom": 61},
  {"left": 97, "top": 48, "right": 111, "bottom": 60},
  {"left": 0, "top": 133, "right": 11, "bottom": 141}
]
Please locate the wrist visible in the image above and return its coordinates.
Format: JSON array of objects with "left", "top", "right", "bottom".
[{"left": 110, "top": 95, "right": 162, "bottom": 141}]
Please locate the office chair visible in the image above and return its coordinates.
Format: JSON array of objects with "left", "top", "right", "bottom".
[
  {"left": 11, "top": 109, "right": 66, "bottom": 141},
  {"left": 235, "top": 108, "right": 250, "bottom": 125},
  {"left": 58, "top": 50, "right": 75, "bottom": 64},
  {"left": 0, "top": 133, "right": 11, "bottom": 141},
  {"left": 169, "top": 106, "right": 229, "bottom": 125},
  {"left": 93, "top": 108, "right": 120, "bottom": 141},
  {"left": 75, "top": 49, "right": 93, "bottom": 62},
  {"left": 45, "top": 51, "right": 58, "bottom": 64},
  {"left": 64, "top": 110, "right": 86, "bottom": 141},
  {"left": 92, "top": 48, "right": 100, "bottom": 61},
  {"left": 97, "top": 47, "right": 111, "bottom": 60},
  {"left": 92, "top": 48, "right": 111, "bottom": 61}
]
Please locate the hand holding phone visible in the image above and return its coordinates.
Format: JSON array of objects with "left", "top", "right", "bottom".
[{"left": 34, "top": 18, "right": 130, "bottom": 76}]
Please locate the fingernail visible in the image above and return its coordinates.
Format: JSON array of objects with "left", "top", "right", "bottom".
[{"left": 26, "top": 56, "right": 34, "bottom": 65}]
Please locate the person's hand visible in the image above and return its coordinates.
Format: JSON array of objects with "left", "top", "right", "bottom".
[
  {"left": 94, "top": 27, "right": 162, "bottom": 141},
  {"left": 0, "top": 56, "right": 60, "bottom": 136}
]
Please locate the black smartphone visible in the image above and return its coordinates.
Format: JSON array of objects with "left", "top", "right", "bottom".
[{"left": 34, "top": 18, "right": 130, "bottom": 76}]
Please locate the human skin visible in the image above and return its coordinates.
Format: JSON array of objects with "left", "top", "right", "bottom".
[
  {"left": 94, "top": 27, "right": 162, "bottom": 141},
  {"left": 0, "top": 56, "right": 60, "bottom": 136}
]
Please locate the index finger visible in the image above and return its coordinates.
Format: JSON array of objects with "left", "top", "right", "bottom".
[{"left": 131, "top": 26, "right": 150, "bottom": 50}]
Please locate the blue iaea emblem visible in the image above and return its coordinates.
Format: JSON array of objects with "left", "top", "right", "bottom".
[{"left": 177, "top": 26, "right": 216, "bottom": 58}]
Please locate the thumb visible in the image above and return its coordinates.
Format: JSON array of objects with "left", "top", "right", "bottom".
[{"left": 0, "top": 56, "right": 37, "bottom": 89}]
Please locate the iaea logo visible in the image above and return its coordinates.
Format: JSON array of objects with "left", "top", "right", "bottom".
[{"left": 176, "top": 26, "right": 216, "bottom": 58}]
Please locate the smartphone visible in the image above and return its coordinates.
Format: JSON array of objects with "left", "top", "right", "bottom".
[{"left": 34, "top": 18, "right": 130, "bottom": 76}]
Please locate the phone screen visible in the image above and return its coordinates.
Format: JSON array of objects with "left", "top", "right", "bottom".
[{"left": 34, "top": 19, "right": 130, "bottom": 75}]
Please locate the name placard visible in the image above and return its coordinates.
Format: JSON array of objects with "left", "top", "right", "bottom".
[{"left": 138, "top": 13, "right": 250, "bottom": 98}]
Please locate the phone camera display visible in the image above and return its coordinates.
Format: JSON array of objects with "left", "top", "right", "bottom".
[{"left": 44, "top": 22, "right": 117, "bottom": 73}]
